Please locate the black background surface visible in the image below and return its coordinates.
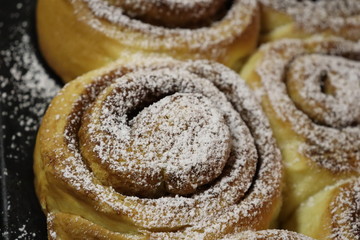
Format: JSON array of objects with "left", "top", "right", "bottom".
[{"left": 0, "top": 0, "right": 63, "bottom": 239}]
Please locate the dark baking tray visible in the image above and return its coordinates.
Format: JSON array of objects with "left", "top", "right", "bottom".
[{"left": 0, "top": 0, "right": 63, "bottom": 238}]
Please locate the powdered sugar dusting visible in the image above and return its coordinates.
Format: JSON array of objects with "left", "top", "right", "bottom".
[
  {"left": 38, "top": 59, "right": 282, "bottom": 239},
  {"left": 260, "top": 0, "right": 360, "bottom": 39},
  {"left": 223, "top": 229, "right": 314, "bottom": 240},
  {"left": 108, "top": 0, "right": 228, "bottom": 28},
  {"left": 329, "top": 178, "right": 360, "bottom": 240},
  {"left": 80, "top": 74, "right": 237, "bottom": 197},
  {"left": 1, "top": 21, "right": 60, "bottom": 239},
  {"left": 256, "top": 37, "right": 360, "bottom": 173},
  {"left": 287, "top": 54, "right": 360, "bottom": 128},
  {"left": 46, "top": 213, "right": 57, "bottom": 240},
  {"left": 1, "top": 31, "right": 60, "bottom": 133},
  {"left": 69, "top": 0, "right": 257, "bottom": 59}
]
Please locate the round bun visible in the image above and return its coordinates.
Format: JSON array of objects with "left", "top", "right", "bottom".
[
  {"left": 37, "top": 0, "right": 260, "bottom": 82},
  {"left": 34, "top": 57, "right": 283, "bottom": 239}
]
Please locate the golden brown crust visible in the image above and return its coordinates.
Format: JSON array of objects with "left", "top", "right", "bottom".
[
  {"left": 223, "top": 230, "right": 314, "bottom": 240},
  {"left": 34, "top": 57, "right": 282, "bottom": 239},
  {"left": 328, "top": 179, "right": 360, "bottom": 239},
  {"left": 259, "top": 0, "right": 360, "bottom": 42},
  {"left": 37, "top": 0, "right": 260, "bottom": 82},
  {"left": 240, "top": 36, "right": 360, "bottom": 221},
  {"left": 286, "top": 178, "right": 360, "bottom": 239},
  {"left": 47, "top": 212, "right": 147, "bottom": 240},
  {"left": 112, "top": 0, "right": 228, "bottom": 28}
]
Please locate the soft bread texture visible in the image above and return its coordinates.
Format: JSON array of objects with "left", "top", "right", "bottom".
[
  {"left": 223, "top": 230, "right": 314, "bottom": 240},
  {"left": 258, "top": 0, "right": 360, "bottom": 42},
  {"left": 34, "top": 57, "right": 283, "bottom": 239},
  {"left": 37, "top": 0, "right": 260, "bottom": 82},
  {"left": 240, "top": 36, "right": 360, "bottom": 222},
  {"left": 286, "top": 178, "right": 360, "bottom": 240}
]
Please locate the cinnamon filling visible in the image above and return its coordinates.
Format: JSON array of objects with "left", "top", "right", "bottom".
[{"left": 107, "top": 0, "right": 232, "bottom": 28}]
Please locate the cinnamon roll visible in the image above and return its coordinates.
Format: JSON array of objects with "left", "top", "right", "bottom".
[
  {"left": 259, "top": 0, "right": 360, "bottom": 42},
  {"left": 37, "top": 0, "right": 260, "bottom": 82},
  {"left": 286, "top": 178, "right": 360, "bottom": 239},
  {"left": 240, "top": 37, "right": 360, "bottom": 221},
  {"left": 34, "top": 57, "right": 282, "bottom": 239},
  {"left": 223, "top": 230, "right": 314, "bottom": 240}
]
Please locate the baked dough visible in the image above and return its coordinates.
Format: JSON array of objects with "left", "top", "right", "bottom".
[
  {"left": 34, "top": 57, "right": 283, "bottom": 239},
  {"left": 37, "top": 0, "right": 260, "bottom": 82}
]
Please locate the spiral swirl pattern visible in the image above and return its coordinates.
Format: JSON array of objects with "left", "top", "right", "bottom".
[
  {"left": 240, "top": 36, "right": 360, "bottom": 221},
  {"left": 35, "top": 58, "right": 282, "bottom": 239},
  {"left": 37, "top": 0, "right": 259, "bottom": 82},
  {"left": 78, "top": 69, "right": 254, "bottom": 198},
  {"left": 259, "top": 0, "right": 360, "bottom": 40},
  {"left": 70, "top": 0, "right": 258, "bottom": 62},
  {"left": 287, "top": 54, "right": 360, "bottom": 128},
  {"left": 256, "top": 37, "right": 360, "bottom": 172},
  {"left": 109, "top": 0, "right": 228, "bottom": 28}
]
